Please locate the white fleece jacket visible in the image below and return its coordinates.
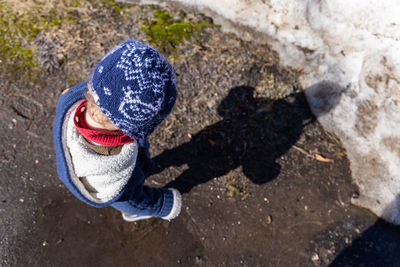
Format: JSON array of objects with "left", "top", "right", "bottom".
[{"left": 65, "top": 102, "right": 139, "bottom": 202}]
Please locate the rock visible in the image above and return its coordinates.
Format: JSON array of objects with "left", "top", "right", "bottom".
[
  {"left": 34, "top": 33, "right": 64, "bottom": 73},
  {"left": 195, "top": 255, "right": 203, "bottom": 265},
  {"left": 266, "top": 215, "right": 272, "bottom": 224},
  {"left": 11, "top": 95, "right": 44, "bottom": 120},
  {"left": 311, "top": 252, "right": 320, "bottom": 265}
]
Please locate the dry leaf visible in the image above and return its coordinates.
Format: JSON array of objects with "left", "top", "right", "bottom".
[
  {"left": 315, "top": 154, "right": 334, "bottom": 163},
  {"left": 294, "top": 67, "right": 304, "bottom": 73}
]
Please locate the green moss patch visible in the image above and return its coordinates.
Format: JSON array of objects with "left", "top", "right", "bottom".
[
  {"left": 0, "top": 11, "right": 40, "bottom": 74},
  {"left": 141, "top": 9, "right": 211, "bottom": 57},
  {"left": 0, "top": 2, "right": 210, "bottom": 82},
  {"left": 0, "top": 3, "right": 64, "bottom": 79},
  {"left": 99, "top": 0, "right": 122, "bottom": 13}
]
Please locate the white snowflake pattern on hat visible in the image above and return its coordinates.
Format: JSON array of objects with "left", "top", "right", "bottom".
[
  {"left": 103, "top": 87, "right": 111, "bottom": 96},
  {"left": 115, "top": 43, "right": 171, "bottom": 122},
  {"left": 118, "top": 86, "right": 160, "bottom": 122}
]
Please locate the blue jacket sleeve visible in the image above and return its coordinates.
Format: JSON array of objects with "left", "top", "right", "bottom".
[
  {"left": 137, "top": 138, "right": 155, "bottom": 175},
  {"left": 111, "top": 161, "right": 174, "bottom": 217}
]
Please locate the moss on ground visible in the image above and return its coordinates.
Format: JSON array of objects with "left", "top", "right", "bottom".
[
  {"left": 0, "top": 8, "right": 40, "bottom": 75},
  {"left": 141, "top": 9, "right": 211, "bottom": 57},
  {"left": 99, "top": 0, "right": 122, "bottom": 13},
  {"left": 0, "top": 1, "right": 209, "bottom": 84},
  {"left": 0, "top": 2, "right": 64, "bottom": 79}
]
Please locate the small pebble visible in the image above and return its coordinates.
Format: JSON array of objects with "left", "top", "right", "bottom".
[
  {"left": 42, "top": 241, "right": 48, "bottom": 247},
  {"left": 266, "top": 215, "right": 272, "bottom": 224},
  {"left": 195, "top": 256, "right": 202, "bottom": 264},
  {"left": 19, "top": 198, "right": 24, "bottom": 203},
  {"left": 311, "top": 253, "right": 319, "bottom": 263},
  {"left": 35, "top": 159, "right": 39, "bottom": 164},
  {"left": 352, "top": 191, "right": 360, "bottom": 199}
]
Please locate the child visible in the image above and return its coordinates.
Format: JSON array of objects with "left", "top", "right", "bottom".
[{"left": 53, "top": 39, "right": 181, "bottom": 222}]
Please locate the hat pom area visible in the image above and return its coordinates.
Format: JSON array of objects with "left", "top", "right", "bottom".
[{"left": 89, "top": 39, "right": 177, "bottom": 140}]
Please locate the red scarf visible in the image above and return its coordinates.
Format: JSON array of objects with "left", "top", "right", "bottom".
[{"left": 73, "top": 100, "right": 134, "bottom": 146}]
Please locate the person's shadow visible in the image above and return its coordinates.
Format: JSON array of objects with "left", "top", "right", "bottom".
[{"left": 149, "top": 86, "right": 315, "bottom": 193}]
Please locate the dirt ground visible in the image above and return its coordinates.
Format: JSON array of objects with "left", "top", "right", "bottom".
[{"left": 1, "top": 2, "right": 400, "bottom": 267}]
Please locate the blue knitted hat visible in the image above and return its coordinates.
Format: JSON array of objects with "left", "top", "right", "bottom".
[{"left": 89, "top": 39, "right": 177, "bottom": 140}]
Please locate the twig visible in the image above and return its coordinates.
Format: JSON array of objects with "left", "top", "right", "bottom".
[
  {"left": 292, "top": 145, "right": 334, "bottom": 163},
  {"left": 292, "top": 145, "right": 314, "bottom": 158}
]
